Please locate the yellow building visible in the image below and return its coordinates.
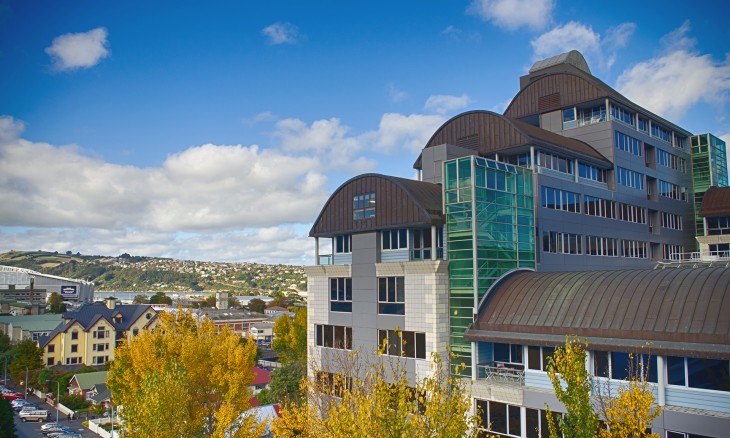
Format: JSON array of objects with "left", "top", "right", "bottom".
[{"left": 39, "top": 297, "right": 158, "bottom": 367}]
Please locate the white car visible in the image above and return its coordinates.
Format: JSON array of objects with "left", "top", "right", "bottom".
[{"left": 19, "top": 409, "right": 48, "bottom": 422}]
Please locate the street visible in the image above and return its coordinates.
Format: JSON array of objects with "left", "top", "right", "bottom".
[{"left": 6, "top": 387, "right": 99, "bottom": 438}]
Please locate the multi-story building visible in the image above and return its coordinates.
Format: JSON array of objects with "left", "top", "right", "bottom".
[
  {"left": 306, "top": 50, "right": 729, "bottom": 437},
  {"left": 38, "top": 298, "right": 157, "bottom": 367},
  {"left": 0, "top": 265, "right": 94, "bottom": 305}
]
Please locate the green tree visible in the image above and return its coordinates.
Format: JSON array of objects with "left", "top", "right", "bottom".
[
  {"left": 132, "top": 294, "right": 150, "bottom": 304},
  {"left": 268, "top": 361, "right": 306, "bottom": 404},
  {"left": 8, "top": 339, "right": 43, "bottom": 391},
  {"left": 48, "top": 292, "right": 67, "bottom": 313},
  {"left": 200, "top": 294, "right": 217, "bottom": 308},
  {"left": 247, "top": 298, "right": 266, "bottom": 314},
  {"left": 148, "top": 292, "right": 172, "bottom": 305},
  {"left": 0, "top": 333, "right": 10, "bottom": 353},
  {"left": 0, "top": 397, "right": 17, "bottom": 438},
  {"left": 108, "top": 309, "right": 265, "bottom": 438}
]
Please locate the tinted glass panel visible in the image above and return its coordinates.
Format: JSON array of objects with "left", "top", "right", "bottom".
[
  {"left": 687, "top": 358, "right": 730, "bottom": 391},
  {"left": 611, "top": 351, "right": 630, "bottom": 380},
  {"left": 594, "top": 351, "right": 609, "bottom": 378},
  {"left": 489, "top": 401, "right": 507, "bottom": 434},
  {"left": 528, "top": 346, "right": 541, "bottom": 370},
  {"left": 667, "top": 356, "right": 685, "bottom": 386}
]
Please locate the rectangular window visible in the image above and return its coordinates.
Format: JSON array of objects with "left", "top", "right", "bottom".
[
  {"left": 382, "top": 229, "right": 408, "bottom": 250},
  {"left": 651, "top": 123, "right": 672, "bottom": 143},
  {"left": 477, "top": 400, "right": 522, "bottom": 437},
  {"left": 610, "top": 103, "right": 635, "bottom": 126},
  {"left": 378, "top": 330, "right": 426, "bottom": 359},
  {"left": 583, "top": 195, "right": 616, "bottom": 219},
  {"left": 706, "top": 216, "right": 730, "bottom": 235},
  {"left": 378, "top": 276, "right": 405, "bottom": 315},
  {"left": 615, "top": 131, "right": 643, "bottom": 156},
  {"left": 618, "top": 203, "right": 646, "bottom": 224},
  {"left": 657, "top": 149, "right": 686, "bottom": 172},
  {"left": 661, "top": 212, "right": 683, "bottom": 230},
  {"left": 617, "top": 167, "right": 644, "bottom": 190},
  {"left": 638, "top": 117, "right": 649, "bottom": 133},
  {"left": 71, "top": 331, "right": 78, "bottom": 340},
  {"left": 353, "top": 193, "right": 375, "bottom": 220},
  {"left": 335, "top": 235, "right": 352, "bottom": 253},
  {"left": 527, "top": 346, "right": 556, "bottom": 372},
  {"left": 585, "top": 235, "right": 618, "bottom": 256},
  {"left": 47, "top": 344, "right": 55, "bottom": 353},
  {"left": 542, "top": 231, "right": 582, "bottom": 254},
  {"left": 330, "top": 278, "right": 352, "bottom": 312},
  {"left": 538, "top": 151, "right": 573, "bottom": 174},
  {"left": 578, "top": 162, "right": 607, "bottom": 183},
  {"left": 315, "top": 324, "right": 352, "bottom": 350},
  {"left": 494, "top": 343, "right": 523, "bottom": 365},
  {"left": 541, "top": 186, "right": 581, "bottom": 213},
  {"left": 658, "top": 180, "right": 685, "bottom": 201},
  {"left": 71, "top": 344, "right": 78, "bottom": 353},
  {"left": 412, "top": 227, "right": 443, "bottom": 260},
  {"left": 578, "top": 105, "right": 606, "bottom": 125},
  {"left": 47, "top": 358, "right": 54, "bottom": 366},
  {"left": 663, "top": 244, "right": 684, "bottom": 261},
  {"left": 622, "top": 240, "right": 647, "bottom": 258}
]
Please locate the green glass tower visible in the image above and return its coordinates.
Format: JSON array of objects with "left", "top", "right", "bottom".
[
  {"left": 443, "top": 156, "right": 535, "bottom": 376},
  {"left": 691, "top": 134, "right": 728, "bottom": 236}
]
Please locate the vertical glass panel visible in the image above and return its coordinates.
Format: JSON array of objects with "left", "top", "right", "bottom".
[
  {"left": 687, "top": 358, "right": 730, "bottom": 391},
  {"left": 594, "top": 351, "right": 609, "bottom": 377},
  {"left": 416, "top": 333, "right": 426, "bottom": 359},
  {"left": 402, "top": 331, "right": 415, "bottom": 358},
  {"left": 508, "top": 405, "right": 522, "bottom": 436},
  {"left": 667, "top": 356, "right": 685, "bottom": 386},
  {"left": 489, "top": 401, "right": 507, "bottom": 434},
  {"left": 528, "top": 346, "right": 541, "bottom": 370}
]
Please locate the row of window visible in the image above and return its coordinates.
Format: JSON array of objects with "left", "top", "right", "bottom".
[
  {"left": 335, "top": 228, "right": 444, "bottom": 256},
  {"left": 542, "top": 232, "right": 646, "bottom": 258},
  {"left": 658, "top": 180, "right": 686, "bottom": 201},
  {"left": 616, "top": 166, "right": 644, "bottom": 190},
  {"left": 330, "top": 276, "right": 406, "bottom": 315},
  {"left": 91, "top": 343, "right": 110, "bottom": 351},
  {"left": 538, "top": 151, "right": 572, "bottom": 174},
  {"left": 92, "top": 356, "right": 109, "bottom": 365},
  {"left": 545, "top": 189, "right": 650, "bottom": 225},
  {"left": 378, "top": 329, "right": 426, "bottom": 359},
  {"left": 707, "top": 216, "right": 730, "bottom": 235},
  {"left": 615, "top": 131, "right": 643, "bottom": 156},
  {"left": 661, "top": 212, "right": 683, "bottom": 230},
  {"left": 314, "top": 324, "right": 353, "bottom": 350},
  {"left": 499, "top": 343, "right": 730, "bottom": 392},
  {"left": 610, "top": 103, "right": 635, "bottom": 126},
  {"left": 657, "top": 148, "right": 687, "bottom": 172},
  {"left": 578, "top": 162, "right": 606, "bottom": 183}
]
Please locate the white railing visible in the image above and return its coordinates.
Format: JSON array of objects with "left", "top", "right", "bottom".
[{"left": 476, "top": 362, "right": 525, "bottom": 386}]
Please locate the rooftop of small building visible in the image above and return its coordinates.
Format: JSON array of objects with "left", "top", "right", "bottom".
[{"left": 700, "top": 186, "right": 730, "bottom": 217}]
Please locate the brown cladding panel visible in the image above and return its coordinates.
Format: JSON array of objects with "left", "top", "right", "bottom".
[
  {"left": 505, "top": 73, "right": 607, "bottom": 120},
  {"left": 310, "top": 174, "right": 443, "bottom": 237}
]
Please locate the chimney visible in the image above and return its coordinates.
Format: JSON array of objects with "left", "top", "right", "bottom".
[
  {"left": 105, "top": 297, "right": 116, "bottom": 310},
  {"left": 216, "top": 292, "right": 229, "bottom": 310}
]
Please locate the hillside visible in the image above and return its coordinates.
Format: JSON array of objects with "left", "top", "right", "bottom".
[{"left": 0, "top": 250, "right": 307, "bottom": 294}]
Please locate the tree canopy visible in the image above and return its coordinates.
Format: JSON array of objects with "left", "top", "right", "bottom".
[
  {"left": 47, "top": 292, "right": 67, "bottom": 313},
  {"left": 247, "top": 298, "right": 266, "bottom": 314},
  {"left": 108, "top": 310, "right": 265, "bottom": 437},
  {"left": 147, "top": 292, "right": 172, "bottom": 305}
]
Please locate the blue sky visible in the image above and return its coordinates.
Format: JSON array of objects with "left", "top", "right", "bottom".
[{"left": 1, "top": 0, "right": 729, "bottom": 265}]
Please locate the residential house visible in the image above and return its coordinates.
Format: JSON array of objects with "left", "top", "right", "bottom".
[
  {"left": 39, "top": 298, "right": 158, "bottom": 366},
  {"left": 68, "top": 371, "right": 107, "bottom": 400}
]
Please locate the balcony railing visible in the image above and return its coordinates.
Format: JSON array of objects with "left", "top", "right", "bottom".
[{"left": 476, "top": 362, "right": 525, "bottom": 386}]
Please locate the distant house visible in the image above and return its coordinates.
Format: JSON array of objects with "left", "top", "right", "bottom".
[
  {"left": 263, "top": 306, "right": 288, "bottom": 315},
  {"left": 68, "top": 371, "right": 107, "bottom": 400},
  {"left": 249, "top": 323, "right": 274, "bottom": 345},
  {"left": 0, "top": 314, "right": 61, "bottom": 342},
  {"left": 89, "top": 383, "right": 111, "bottom": 409},
  {"left": 38, "top": 298, "right": 158, "bottom": 367},
  {"left": 250, "top": 367, "right": 271, "bottom": 394},
  {"left": 197, "top": 308, "right": 268, "bottom": 337}
]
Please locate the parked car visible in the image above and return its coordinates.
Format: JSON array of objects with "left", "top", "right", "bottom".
[
  {"left": 40, "top": 422, "right": 63, "bottom": 431},
  {"left": 10, "top": 398, "right": 29, "bottom": 407},
  {"left": 14, "top": 402, "right": 37, "bottom": 411},
  {"left": 18, "top": 409, "right": 48, "bottom": 422},
  {"left": 42, "top": 425, "right": 73, "bottom": 435},
  {"left": 0, "top": 391, "right": 23, "bottom": 400},
  {"left": 46, "top": 432, "right": 80, "bottom": 438}
]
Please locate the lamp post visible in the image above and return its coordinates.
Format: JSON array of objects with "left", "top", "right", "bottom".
[{"left": 24, "top": 366, "right": 28, "bottom": 399}]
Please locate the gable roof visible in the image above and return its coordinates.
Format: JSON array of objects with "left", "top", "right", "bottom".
[
  {"left": 251, "top": 367, "right": 271, "bottom": 386},
  {"left": 70, "top": 371, "right": 108, "bottom": 391}
]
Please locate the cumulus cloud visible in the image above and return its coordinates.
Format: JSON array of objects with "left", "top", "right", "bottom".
[
  {"left": 45, "top": 27, "right": 110, "bottom": 71},
  {"left": 0, "top": 116, "right": 328, "bottom": 234},
  {"left": 262, "top": 22, "right": 300, "bottom": 45},
  {"left": 530, "top": 21, "right": 636, "bottom": 70},
  {"left": 616, "top": 21, "right": 730, "bottom": 120},
  {"left": 468, "top": 0, "right": 554, "bottom": 31},
  {"left": 424, "top": 94, "right": 471, "bottom": 115},
  {"left": 387, "top": 83, "right": 408, "bottom": 103},
  {"left": 372, "top": 113, "right": 446, "bottom": 154}
]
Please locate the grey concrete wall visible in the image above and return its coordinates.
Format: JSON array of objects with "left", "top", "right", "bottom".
[{"left": 421, "top": 143, "right": 476, "bottom": 184}]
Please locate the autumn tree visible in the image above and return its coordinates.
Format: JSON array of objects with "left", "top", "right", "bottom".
[
  {"left": 8, "top": 339, "right": 43, "bottom": 391},
  {"left": 272, "top": 308, "right": 307, "bottom": 364},
  {"left": 272, "top": 350, "right": 480, "bottom": 437},
  {"left": 546, "top": 336, "right": 661, "bottom": 438},
  {"left": 108, "top": 309, "right": 266, "bottom": 438}
]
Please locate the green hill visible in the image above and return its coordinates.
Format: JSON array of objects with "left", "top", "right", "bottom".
[{"left": 0, "top": 250, "right": 307, "bottom": 294}]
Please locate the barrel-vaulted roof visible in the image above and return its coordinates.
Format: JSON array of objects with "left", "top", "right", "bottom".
[
  {"left": 309, "top": 174, "right": 443, "bottom": 238},
  {"left": 465, "top": 268, "right": 730, "bottom": 359},
  {"left": 415, "top": 110, "right": 608, "bottom": 170},
  {"left": 699, "top": 186, "right": 730, "bottom": 217}
]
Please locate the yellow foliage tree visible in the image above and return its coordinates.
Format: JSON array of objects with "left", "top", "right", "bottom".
[
  {"left": 271, "top": 349, "right": 480, "bottom": 438},
  {"left": 108, "top": 309, "right": 267, "bottom": 438}
]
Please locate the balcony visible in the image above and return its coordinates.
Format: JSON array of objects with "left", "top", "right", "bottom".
[{"left": 476, "top": 361, "right": 525, "bottom": 386}]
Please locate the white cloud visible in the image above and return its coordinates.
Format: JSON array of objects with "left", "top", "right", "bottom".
[
  {"left": 424, "top": 94, "right": 471, "bottom": 115},
  {"left": 262, "top": 22, "right": 300, "bottom": 45},
  {"left": 372, "top": 113, "right": 446, "bottom": 154},
  {"left": 531, "top": 21, "right": 601, "bottom": 60},
  {"left": 0, "top": 116, "right": 328, "bottom": 234},
  {"left": 616, "top": 22, "right": 730, "bottom": 120},
  {"left": 468, "top": 0, "right": 554, "bottom": 31},
  {"left": 441, "top": 25, "right": 481, "bottom": 42},
  {"left": 387, "top": 83, "right": 408, "bottom": 103},
  {"left": 530, "top": 21, "right": 636, "bottom": 71},
  {"left": 45, "top": 27, "right": 110, "bottom": 71}
]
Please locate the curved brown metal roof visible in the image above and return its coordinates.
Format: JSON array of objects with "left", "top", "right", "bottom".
[
  {"left": 415, "top": 110, "right": 608, "bottom": 170},
  {"left": 466, "top": 268, "right": 730, "bottom": 358},
  {"left": 309, "top": 174, "right": 443, "bottom": 238},
  {"left": 504, "top": 69, "right": 691, "bottom": 136},
  {"left": 699, "top": 186, "right": 730, "bottom": 217}
]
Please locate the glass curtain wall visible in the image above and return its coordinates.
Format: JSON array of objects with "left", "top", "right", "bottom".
[
  {"left": 444, "top": 156, "right": 535, "bottom": 377},
  {"left": 691, "top": 134, "right": 729, "bottom": 236}
]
